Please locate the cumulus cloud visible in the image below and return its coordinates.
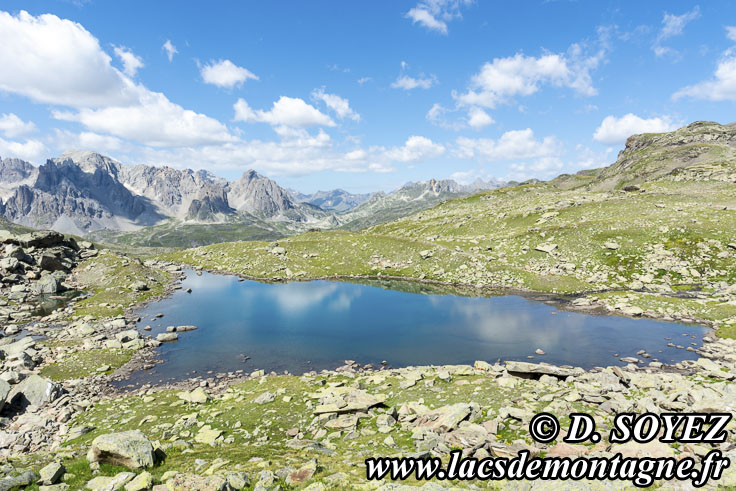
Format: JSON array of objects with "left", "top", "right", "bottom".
[
  {"left": 652, "top": 6, "right": 700, "bottom": 57},
  {"left": 113, "top": 45, "right": 143, "bottom": 77},
  {"left": 454, "top": 129, "right": 560, "bottom": 161},
  {"left": 0, "top": 137, "right": 47, "bottom": 162},
  {"left": 200, "top": 59, "right": 258, "bottom": 89},
  {"left": 53, "top": 91, "right": 237, "bottom": 147},
  {"left": 455, "top": 52, "right": 599, "bottom": 110},
  {"left": 385, "top": 136, "right": 445, "bottom": 163},
  {"left": 52, "top": 129, "right": 126, "bottom": 153},
  {"left": 0, "top": 11, "right": 239, "bottom": 148},
  {"left": 593, "top": 114, "right": 678, "bottom": 145},
  {"left": 467, "top": 107, "right": 494, "bottom": 129},
  {"left": 673, "top": 49, "right": 736, "bottom": 101},
  {"left": 0, "top": 10, "right": 137, "bottom": 107},
  {"left": 728, "top": 26, "right": 736, "bottom": 42},
  {"left": 405, "top": 0, "right": 473, "bottom": 34},
  {"left": 234, "top": 96, "right": 336, "bottom": 128},
  {"left": 162, "top": 40, "right": 177, "bottom": 62},
  {"left": 593, "top": 113, "right": 677, "bottom": 145},
  {"left": 311, "top": 88, "right": 360, "bottom": 121},
  {"left": 0, "top": 113, "right": 36, "bottom": 138}
]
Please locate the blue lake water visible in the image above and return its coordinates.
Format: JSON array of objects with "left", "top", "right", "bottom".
[{"left": 131, "top": 270, "right": 709, "bottom": 383}]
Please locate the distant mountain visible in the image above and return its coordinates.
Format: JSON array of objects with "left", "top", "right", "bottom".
[
  {"left": 0, "top": 150, "right": 331, "bottom": 235},
  {"left": 0, "top": 149, "right": 504, "bottom": 245},
  {"left": 289, "top": 188, "right": 373, "bottom": 213},
  {"left": 336, "top": 178, "right": 504, "bottom": 230}
]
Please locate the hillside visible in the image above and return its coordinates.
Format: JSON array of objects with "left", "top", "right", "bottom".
[
  {"left": 336, "top": 178, "right": 503, "bottom": 230},
  {"left": 164, "top": 121, "right": 736, "bottom": 336}
]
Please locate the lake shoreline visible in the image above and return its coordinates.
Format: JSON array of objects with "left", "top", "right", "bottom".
[{"left": 105, "top": 261, "right": 712, "bottom": 390}]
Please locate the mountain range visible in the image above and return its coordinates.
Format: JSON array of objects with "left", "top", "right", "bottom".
[{"left": 0, "top": 150, "right": 503, "bottom": 244}]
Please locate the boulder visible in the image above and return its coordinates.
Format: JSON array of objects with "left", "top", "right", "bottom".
[
  {"left": 0, "top": 379, "right": 10, "bottom": 412},
  {"left": 534, "top": 243, "right": 558, "bottom": 254},
  {"left": 164, "top": 473, "right": 227, "bottom": 490},
  {"left": 87, "top": 430, "right": 155, "bottom": 469},
  {"left": 18, "top": 231, "right": 65, "bottom": 248},
  {"left": 286, "top": 459, "right": 317, "bottom": 486},
  {"left": 8, "top": 374, "right": 63, "bottom": 408},
  {"left": 124, "top": 471, "right": 153, "bottom": 491},
  {"left": 177, "top": 388, "right": 210, "bottom": 404},
  {"left": 130, "top": 281, "right": 148, "bottom": 292},
  {"left": 86, "top": 472, "right": 136, "bottom": 490},
  {"left": 115, "top": 330, "right": 140, "bottom": 343},
  {"left": 156, "top": 333, "right": 178, "bottom": 343},
  {"left": 254, "top": 392, "right": 275, "bottom": 404},
  {"left": 505, "top": 361, "right": 581, "bottom": 378},
  {"left": 194, "top": 425, "right": 222, "bottom": 446},
  {"left": 38, "top": 461, "right": 65, "bottom": 486},
  {"left": 31, "top": 275, "right": 62, "bottom": 295},
  {"left": 38, "top": 254, "right": 67, "bottom": 272},
  {"left": 415, "top": 403, "right": 474, "bottom": 433}
]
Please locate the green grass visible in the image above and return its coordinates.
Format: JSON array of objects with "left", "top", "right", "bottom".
[
  {"left": 40, "top": 348, "right": 135, "bottom": 381},
  {"left": 57, "top": 369, "right": 612, "bottom": 488},
  {"left": 70, "top": 251, "right": 171, "bottom": 319}
]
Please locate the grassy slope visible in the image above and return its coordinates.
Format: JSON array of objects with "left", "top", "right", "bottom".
[{"left": 160, "top": 177, "right": 736, "bottom": 335}]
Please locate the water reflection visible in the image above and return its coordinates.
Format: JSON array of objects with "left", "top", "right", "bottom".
[{"left": 129, "top": 270, "right": 709, "bottom": 384}]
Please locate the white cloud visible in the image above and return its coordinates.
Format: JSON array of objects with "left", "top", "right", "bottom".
[
  {"left": 0, "top": 11, "right": 239, "bottom": 147},
  {"left": 0, "top": 10, "right": 137, "bottom": 107},
  {"left": 593, "top": 114, "right": 677, "bottom": 145},
  {"left": 311, "top": 88, "right": 360, "bottom": 121},
  {"left": 449, "top": 169, "right": 496, "bottom": 185},
  {"left": 0, "top": 113, "right": 36, "bottom": 138},
  {"left": 162, "top": 40, "right": 177, "bottom": 62},
  {"left": 727, "top": 26, "right": 736, "bottom": 42},
  {"left": 357, "top": 77, "right": 372, "bottom": 85},
  {"left": 507, "top": 147, "right": 612, "bottom": 181},
  {"left": 454, "top": 129, "right": 560, "bottom": 161},
  {"left": 456, "top": 52, "right": 598, "bottom": 110},
  {"left": 53, "top": 90, "right": 237, "bottom": 147},
  {"left": 53, "top": 129, "right": 126, "bottom": 152},
  {"left": 0, "top": 137, "right": 47, "bottom": 162},
  {"left": 385, "top": 136, "right": 445, "bottom": 163},
  {"left": 652, "top": 7, "right": 700, "bottom": 57},
  {"left": 426, "top": 103, "right": 465, "bottom": 130},
  {"left": 391, "top": 74, "right": 436, "bottom": 90},
  {"left": 132, "top": 136, "right": 395, "bottom": 177},
  {"left": 406, "top": 8, "right": 448, "bottom": 34},
  {"left": 113, "top": 45, "right": 143, "bottom": 77},
  {"left": 200, "top": 59, "right": 258, "bottom": 89},
  {"left": 405, "top": 0, "right": 473, "bottom": 34},
  {"left": 467, "top": 107, "right": 493, "bottom": 129},
  {"left": 673, "top": 49, "right": 736, "bottom": 101},
  {"left": 234, "top": 96, "right": 336, "bottom": 128}
]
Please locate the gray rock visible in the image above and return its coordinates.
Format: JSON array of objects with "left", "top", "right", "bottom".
[
  {"left": 156, "top": 333, "right": 178, "bottom": 343},
  {"left": 87, "top": 430, "right": 155, "bottom": 469},
  {"left": 505, "top": 361, "right": 581, "bottom": 378},
  {"left": 38, "top": 461, "right": 65, "bottom": 485},
  {"left": 8, "top": 374, "right": 63, "bottom": 408},
  {"left": 31, "top": 275, "right": 62, "bottom": 295}
]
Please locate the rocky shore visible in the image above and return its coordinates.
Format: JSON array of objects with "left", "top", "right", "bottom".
[{"left": 1, "top": 229, "right": 736, "bottom": 489}]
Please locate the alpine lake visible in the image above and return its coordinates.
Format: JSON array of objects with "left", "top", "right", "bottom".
[{"left": 128, "top": 269, "right": 709, "bottom": 385}]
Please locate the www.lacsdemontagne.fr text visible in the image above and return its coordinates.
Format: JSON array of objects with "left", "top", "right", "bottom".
[{"left": 365, "top": 449, "right": 730, "bottom": 487}]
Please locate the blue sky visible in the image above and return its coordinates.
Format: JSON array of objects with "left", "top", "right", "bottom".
[{"left": 0, "top": 1, "right": 735, "bottom": 193}]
